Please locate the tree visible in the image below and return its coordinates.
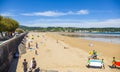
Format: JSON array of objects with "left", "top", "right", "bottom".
[
  {"left": 0, "top": 15, "right": 19, "bottom": 37},
  {"left": 3, "top": 17, "right": 19, "bottom": 36},
  {"left": 0, "top": 15, "right": 5, "bottom": 37}
]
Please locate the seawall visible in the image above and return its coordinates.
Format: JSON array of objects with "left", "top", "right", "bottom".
[{"left": 0, "top": 33, "right": 27, "bottom": 72}]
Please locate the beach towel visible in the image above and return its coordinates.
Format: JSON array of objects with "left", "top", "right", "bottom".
[
  {"left": 115, "top": 62, "right": 120, "bottom": 66},
  {"left": 89, "top": 60, "right": 103, "bottom": 67}
]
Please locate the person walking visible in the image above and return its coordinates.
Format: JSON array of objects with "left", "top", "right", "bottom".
[
  {"left": 28, "top": 42, "right": 30, "bottom": 48},
  {"left": 30, "top": 57, "right": 37, "bottom": 69},
  {"left": 22, "top": 59, "right": 28, "bottom": 72},
  {"left": 36, "top": 42, "right": 38, "bottom": 48},
  {"left": 35, "top": 50, "right": 38, "bottom": 55}
]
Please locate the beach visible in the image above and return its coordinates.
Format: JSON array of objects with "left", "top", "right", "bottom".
[{"left": 14, "top": 32, "right": 120, "bottom": 72}]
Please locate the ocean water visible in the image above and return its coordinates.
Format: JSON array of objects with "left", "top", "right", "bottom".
[
  {"left": 82, "top": 37, "right": 120, "bottom": 44},
  {"left": 80, "top": 32, "right": 120, "bottom": 44},
  {"left": 85, "top": 32, "right": 120, "bottom": 36}
]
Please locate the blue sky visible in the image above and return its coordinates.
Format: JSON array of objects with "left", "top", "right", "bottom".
[{"left": 0, "top": 0, "right": 120, "bottom": 27}]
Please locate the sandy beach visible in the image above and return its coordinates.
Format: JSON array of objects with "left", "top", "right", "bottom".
[{"left": 15, "top": 32, "right": 120, "bottom": 72}]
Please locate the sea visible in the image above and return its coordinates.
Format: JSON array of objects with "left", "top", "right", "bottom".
[
  {"left": 79, "top": 32, "right": 120, "bottom": 44},
  {"left": 61, "top": 32, "right": 120, "bottom": 44}
]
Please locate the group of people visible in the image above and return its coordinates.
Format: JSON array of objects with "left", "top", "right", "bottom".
[
  {"left": 28, "top": 40, "right": 38, "bottom": 48},
  {"left": 22, "top": 35, "right": 40, "bottom": 72},
  {"left": 27, "top": 34, "right": 39, "bottom": 48},
  {"left": 23, "top": 58, "right": 38, "bottom": 72},
  {"left": 88, "top": 50, "right": 105, "bottom": 68},
  {"left": 28, "top": 38, "right": 39, "bottom": 55},
  {"left": 88, "top": 50, "right": 120, "bottom": 69}
]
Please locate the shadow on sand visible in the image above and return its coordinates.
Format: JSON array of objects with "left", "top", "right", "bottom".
[
  {"left": 108, "top": 65, "right": 120, "bottom": 69},
  {"left": 86, "top": 65, "right": 103, "bottom": 69}
]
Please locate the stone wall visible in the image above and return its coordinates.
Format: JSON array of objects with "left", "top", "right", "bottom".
[
  {"left": 0, "top": 33, "right": 27, "bottom": 72},
  {"left": 18, "top": 37, "right": 27, "bottom": 55}
]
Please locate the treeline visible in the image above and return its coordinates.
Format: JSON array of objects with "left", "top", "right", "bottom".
[
  {"left": 78, "top": 28, "right": 120, "bottom": 32},
  {"left": 20, "top": 26, "right": 120, "bottom": 32},
  {"left": 0, "top": 15, "right": 19, "bottom": 37}
]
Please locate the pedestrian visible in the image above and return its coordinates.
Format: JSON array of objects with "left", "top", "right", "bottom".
[
  {"left": 35, "top": 50, "right": 38, "bottom": 55},
  {"left": 22, "top": 59, "right": 28, "bottom": 72},
  {"left": 31, "top": 57, "right": 37, "bottom": 69},
  {"left": 36, "top": 42, "right": 38, "bottom": 48},
  {"left": 28, "top": 42, "right": 30, "bottom": 48}
]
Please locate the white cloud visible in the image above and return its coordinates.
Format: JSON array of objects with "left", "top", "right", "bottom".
[
  {"left": 77, "top": 10, "right": 89, "bottom": 14},
  {"left": 21, "top": 10, "right": 89, "bottom": 17},
  {"left": 0, "top": 13, "right": 15, "bottom": 16},
  {"left": 21, "top": 18, "right": 120, "bottom": 28},
  {"left": 21, "top": 11, "right": 66, "bottom": 16}
]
